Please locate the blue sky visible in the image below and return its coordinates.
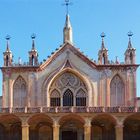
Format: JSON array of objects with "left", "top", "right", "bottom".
[{"left": 0, "top": 0, "right": 140, "bottom": 96}]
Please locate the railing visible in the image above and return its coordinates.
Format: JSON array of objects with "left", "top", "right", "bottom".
[{"left": 0, "top": 106, "right": 139, "bottom": 114}]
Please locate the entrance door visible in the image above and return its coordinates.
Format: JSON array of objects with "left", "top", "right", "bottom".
[{"left": 62, "top": 131, "right": 77, "bottom": 140}]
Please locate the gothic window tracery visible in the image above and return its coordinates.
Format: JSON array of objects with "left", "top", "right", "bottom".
[
  {"left": 49, "top": 72, "right": 87, "bottom": 106},
  {"left": 13, "top": 76, "right": 27, "bottom": 107},
  {"left": 63, "top": 89, "right": 73, "bottom": 106},
  {"left": 50, "top": 89, "right": 60, "bottom": 106},
  {"left": 110, "top": 75, "right": 125, "bottom": 106},
  {"left": 76, "top": 88, "right": 86, "bottom": 106}
]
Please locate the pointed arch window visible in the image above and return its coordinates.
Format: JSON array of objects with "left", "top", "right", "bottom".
[
  {"left": 50, "top": 89, "right": 60, "bottom": 106},
  {"left": 6, "top": 55, "right": 9, "bottom": 66},
  {"left": 76, "top": 89, "right": 87, "bottom": 106},
  {"left": 13, "top": 76, "right": 27, "bottom": 107},
  {"left": 110, "top": 75, "right": 125, "bottom": 106},
  {"left": 130, "top": 52, "right": 133, "bottom": 64},
  {"left": 49, "top": 72, "right": 88, "bottom": 107},
  {"left": 102, "top": 53, "right": 106, "bottom": 64},
  {"left": 63, "top": 89, "right": 73, "bottom": 106}
]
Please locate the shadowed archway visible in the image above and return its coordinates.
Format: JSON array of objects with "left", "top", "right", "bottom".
[
  {"left": 59, "top": 114, "right": 85, "bottom": 140},
  {"left": 28, "top": 114, "right": 53, "bottom": 140},
  {"left": 0, "top": 115, "right": 21, "bottom": 140},
  {"left": 124, "top": 114, "right": 140, "bottom": 140},
  {"left": 91, "top": 114, "right": 116, "bottom": 140}
]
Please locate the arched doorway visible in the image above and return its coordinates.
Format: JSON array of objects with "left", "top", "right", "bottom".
[
  {"left": 124, "top": 114, "right": 140, "bottom": 140},
  {"left": 91, "top": 114, "right": 116, "bottom": 140},
  {"left": 28, "top": 114, "right": 53, "bottom": 140},
  {"left": 59, "top": 115, "right": 84, "bottom": 140}
]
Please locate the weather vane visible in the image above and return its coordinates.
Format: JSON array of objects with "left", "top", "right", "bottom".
[{"left": 62, "top": 0, "right": 73, "bottom": 15}]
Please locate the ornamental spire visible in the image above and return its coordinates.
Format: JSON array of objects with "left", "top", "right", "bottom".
[
  {"left": 63, "top": 0, "right": 73, "bottom": 44},
  {"left": 5, "top": 35, "right": 11, "bottom": 52},
  {"left": 98, "top": 32, "right": 108, "bottom": 64},
  {"left": 31, "top": 33, "right": 36, "bottom": 50},
  {"left": 100, "top": 32, "right": 106, "bottom": 49},
  {"left": 125, "top": 31, "right": 136, "bottom": 64},
  {"left": 3, "top": 35, "right": 13, "bottom": 66}
]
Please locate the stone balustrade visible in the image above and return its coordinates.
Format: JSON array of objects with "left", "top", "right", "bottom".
[{"left": 0, "top": 106, "right": 139, "bottom": 114}]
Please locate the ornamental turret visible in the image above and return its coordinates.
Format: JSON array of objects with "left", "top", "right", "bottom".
[
  {"left": 3, "top": 35, "right": 13, "bottom": 66},
  {"left": 28, "top": 34, "right": 38, "bottom": 66},
  {"left": 125, "top": 31, "right": 136, "bottom": 64},
  {"left": 98, "top": 33, "right": 108, "bottom": 64}
]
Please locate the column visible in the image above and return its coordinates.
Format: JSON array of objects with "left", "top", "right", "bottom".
[
  {"left": 22, "top": 124, "right": 29, "bottom": 140},
  {"left": 84, "top": 120, "right": 91, "bottom": 140},
  {"left": 53, "top": 123, "right": 60, "bottom": 140},
  {"left": 115, "top": 124, "right": 123, "bottom": 140}
]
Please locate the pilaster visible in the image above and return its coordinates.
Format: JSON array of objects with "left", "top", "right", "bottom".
[{"left": 106, "top": 78, "right": 110, "bottom": 106}]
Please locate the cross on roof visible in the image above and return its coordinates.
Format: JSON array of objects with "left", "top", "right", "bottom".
[{"left": 62, "top": 0, "right": 73, "bottom": 15}]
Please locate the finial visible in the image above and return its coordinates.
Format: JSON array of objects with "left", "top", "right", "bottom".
[
  {"left": 127, "top": 31, "right": 133, "bottom": 41},
  {"left": 5, "top": 35, "right": 11, "bottom": 52},
  {"left": 18, "top": 57, "right": 22, "bottom": 65},
  {"left": 62, "top": 0, "right": 73, "bottom": 15},
  {"left": 127, "top": 31, "right": 133, "bottom": 48},
  {"left": 100, "top": 32, "right": 106, "bottom": 49},
  {"left": 100, "top": 32, "right": 106, "bottom": 38},
  {"left": 5, "top": 35, "right": 11, "bottom": 40},
  {"left": 115, "top": 56, "right": 119, "bottom": 64},
  {"left": 31, "top": 33, "right": 36, "bottom": 40},
  {"left": 31, "top": 33, "right": 36, "bottom": 50}
]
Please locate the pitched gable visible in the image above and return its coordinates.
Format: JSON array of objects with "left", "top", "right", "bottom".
[{"left": 38, "top": 42, "right": 97, "bottom": 71}]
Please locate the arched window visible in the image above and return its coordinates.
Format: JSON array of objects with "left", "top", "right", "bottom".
[
  {"left": 50, "top": 89, "right": 60, "bottom": 106},
  {"left": 102, "top": 53, "right": 105, "bottom": 64},
  {"left": 31, "top": 55, "right": 34, "bottom": 66},
  {"left": 76, "top": 89, "right": 86, "bottom": 106},
  {"left": 6, "top": 55, "right": 9, "bottom": 66},
  {"left": 13, "top": 76, "right": 27, "bottom": 107},
  {"left": 130, "top": 52, "right": 133, "bottom": 64},
  {"left": 63, "top": 89, "right": 73, "bottom": 106},
  {"left": 110, "top": 75, "right": 125, "bottom": 106},
  {"left": 49, "top": 72, "right": 88, "bottom": 107}
]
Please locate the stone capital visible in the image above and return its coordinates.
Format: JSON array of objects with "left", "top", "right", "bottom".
[
  {"left": 115, "top": 124, "right": 124, "bottom": 128},
  {"left": 84, "top": 117, "right": 91, "bottom": 127}
]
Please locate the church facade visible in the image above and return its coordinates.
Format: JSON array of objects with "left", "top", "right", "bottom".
[{"left": 0, "top": 14, "right": 140, "bottom": 140}]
